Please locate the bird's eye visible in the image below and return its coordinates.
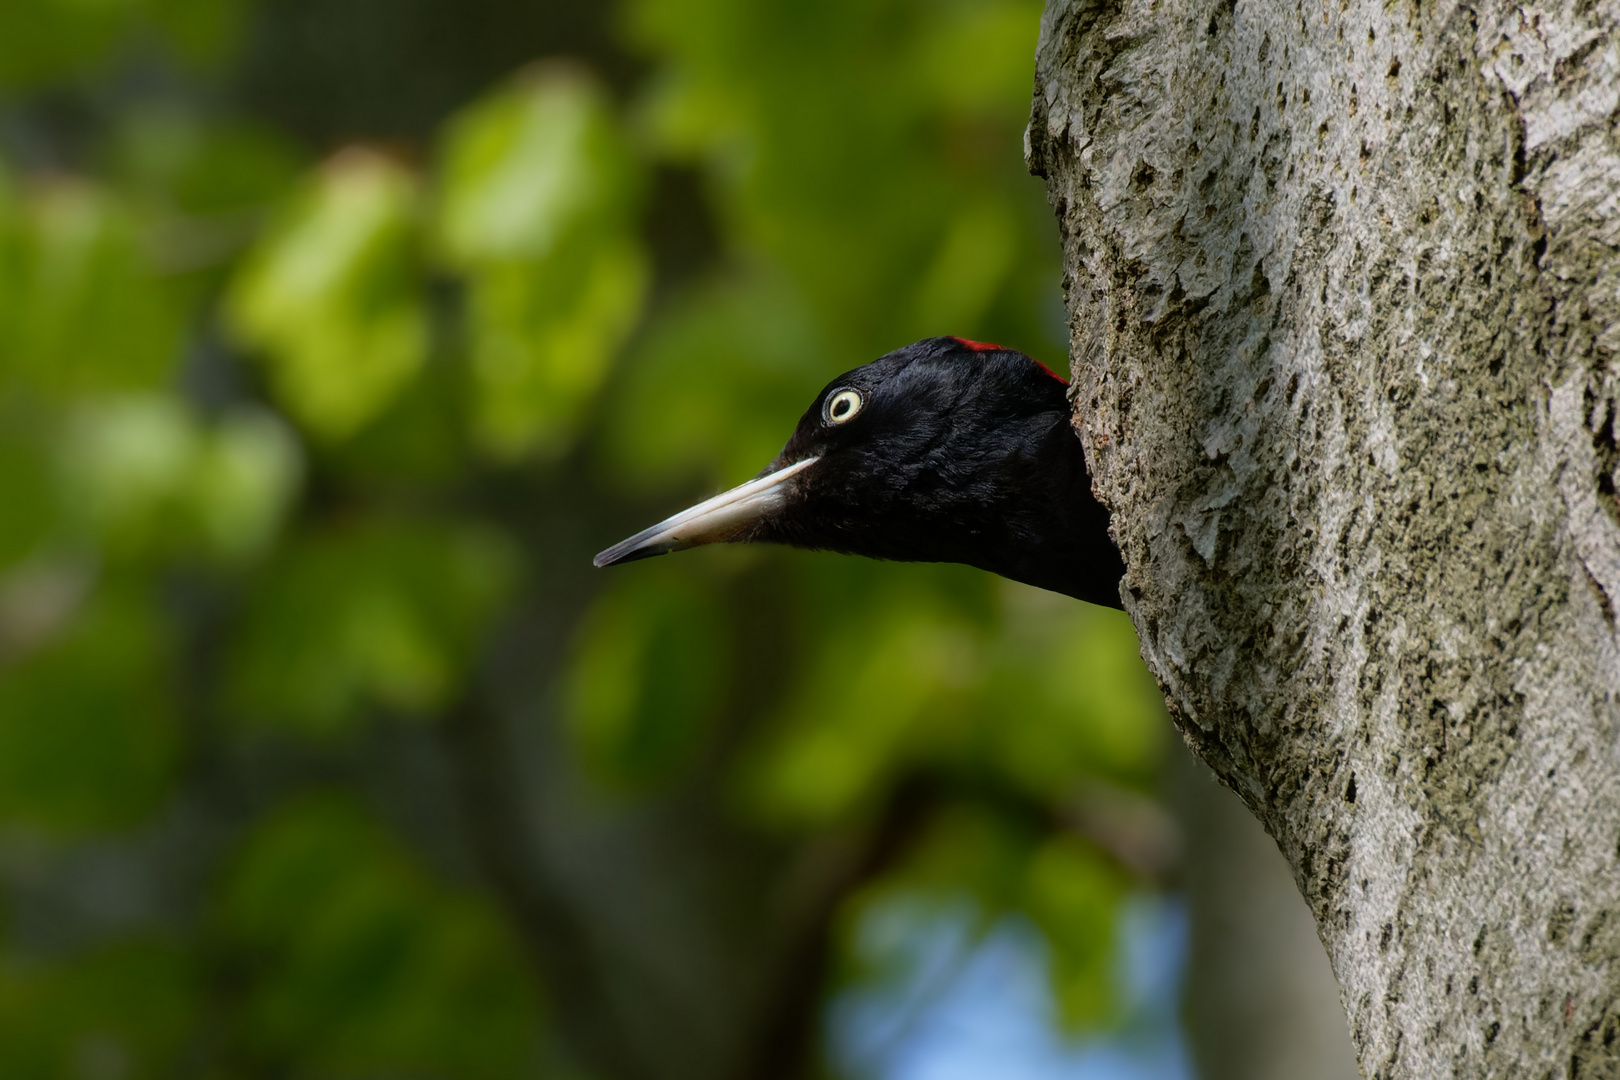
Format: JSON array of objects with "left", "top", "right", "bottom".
[{"left": 824, "top": 388, "right": 864, "bottom": 425}]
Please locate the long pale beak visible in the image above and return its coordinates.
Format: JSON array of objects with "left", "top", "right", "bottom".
[{"left": 594, "top": 456, "right": 819, "bottom": 568}]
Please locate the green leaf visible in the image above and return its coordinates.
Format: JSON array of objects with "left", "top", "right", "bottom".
[
  {"left": 437, "top": 69, "right": 649, "bottom": 459},
  {"left": 0, "top": 583, "right": 179, "bottom": 834},
  {"left": 225, "top": 519, "right": 517, "bottom": 737},
  {"left": 465, "top": 234, "right": 647, "bottom": 458},
  {"left": 603, "top": 273, "right": 833, "bottom": 490},
  {"left": 905, "top": 0, "right": 1048, "bottom": 119},
  {"left": 0, "top": 180, "right": 183, "bottom": 400},
  {"left": 145, "top": 0, "right": 248, "bottom": 68},
  {"left": 0, "top": 939, "right": 198, "bottom": 1078},
  {"left": 0, "top": 0, "right": 245, "bottom": 87},
  {"left": 898, "top": 804, "right": 1040, "bottom": 911},
  {"left": 59, "top": 396, "right": 302, "bottom": 563},
  {"left": 0, "top": 165, "right": 18, "bottom": 323},
  {"left": 321, "top": 357, "right": 470, "bottom": 484},
  {"left": 737, "top": 577, "right": 988, "bottom": 825},
  {"left": 189, "top": 407, "right": 304, "bottom": 558},
  {"left": 436, "top": 67, "right": 639, "bottom": 266},
  {"left": 908, "top": 198, "right": 1017, "bottom": 333},
  {"left": 225, "top": 151, "right": 427, "bottom": 440},
  {"left": 0, "top": 0, "right": 135, "bottom": 89},
  {"left": 0, "top": 423, "right": 58, "bottom": 571},
  {"left": 1023, "top": 836, "right": 1123, "bottom": 1027},
  {"left": 110, "top": 109, "right": 304, "bottom": 220},
  {"left": 565, "top": 567, "right": 727, "bottom": 789},
  {"left": 58, "top": 396, "right": 197, "bottom": 559},
  {"left": 982, "top": 597, "right": 1167, "bottom": 795},
  {"left": 215, "top": 795, "right": 546, "bottom": 1078},
  {"left": 626, "top": 0, "right": 1065, "bottom": 356}
]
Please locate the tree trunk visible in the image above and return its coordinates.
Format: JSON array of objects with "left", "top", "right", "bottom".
[{"left": 1026, "top": 0, "right": 1620, "bottom": 1073}]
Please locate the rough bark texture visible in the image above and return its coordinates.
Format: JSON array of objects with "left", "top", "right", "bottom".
[{"left": 1026, "top": 0, "right": 1620, "bottom": 1073}]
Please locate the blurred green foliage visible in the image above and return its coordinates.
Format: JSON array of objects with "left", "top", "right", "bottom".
[
  {"left": 0, "top": 0, "right": 245, "bottom": 88},
  {"left": 0, "top": 938, "right": 197, "bottom": 1079},
  {"left": 217, "top": 796, "right": 546, "bottom": 1076},
  {"left": 0, "top": 583, "right": 178, "bottom": 833},
  {"left": 438, "top": 71, "right": 648, "bottom": 460},
  {"left": 226, "top": 520, "right": 517, "bottom": 737},
  {"left": 0, "top": 0, "right": 1171, "bottom": 1075},
  {"left": 0, "top": 179, "right": 183, "bottom": 398},
  {"left": 227, "top": 151, "right": 430, "bottom": 440}
]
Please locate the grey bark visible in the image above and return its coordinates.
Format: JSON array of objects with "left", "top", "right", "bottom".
[
  {"left": 1173, "top": 749, "right": 1364, "bottom": 1080},
  {"left": 1026, "top": 0, "right": 1620, "bottom": 1074}
]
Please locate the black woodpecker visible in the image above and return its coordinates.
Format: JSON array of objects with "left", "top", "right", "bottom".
[{"left": 594, "top": 336, "right": 1125, "bottom": 609}]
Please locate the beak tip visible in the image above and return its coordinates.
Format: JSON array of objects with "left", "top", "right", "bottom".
[
  {"left": 593, "top": 537, "right": 673, "bottom": 568},
  {"left": 592, "top": 545, "right": 637, "bottom": 569},
  {"left": 593, "top": 456, "right": 818, "bottom": 573}
]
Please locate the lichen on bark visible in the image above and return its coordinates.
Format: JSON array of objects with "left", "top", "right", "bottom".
[{"left": 1027, "top": 0, "right": 1620, "bottom": 1073}]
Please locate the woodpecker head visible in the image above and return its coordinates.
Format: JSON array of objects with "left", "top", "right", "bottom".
[{"left": 595, "top": 336, "right": 1124, "bottom": 607}]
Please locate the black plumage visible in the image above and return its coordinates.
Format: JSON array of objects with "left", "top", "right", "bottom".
[{"left": 595, "top": 336, "right": 1125, "bottom": 608}]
